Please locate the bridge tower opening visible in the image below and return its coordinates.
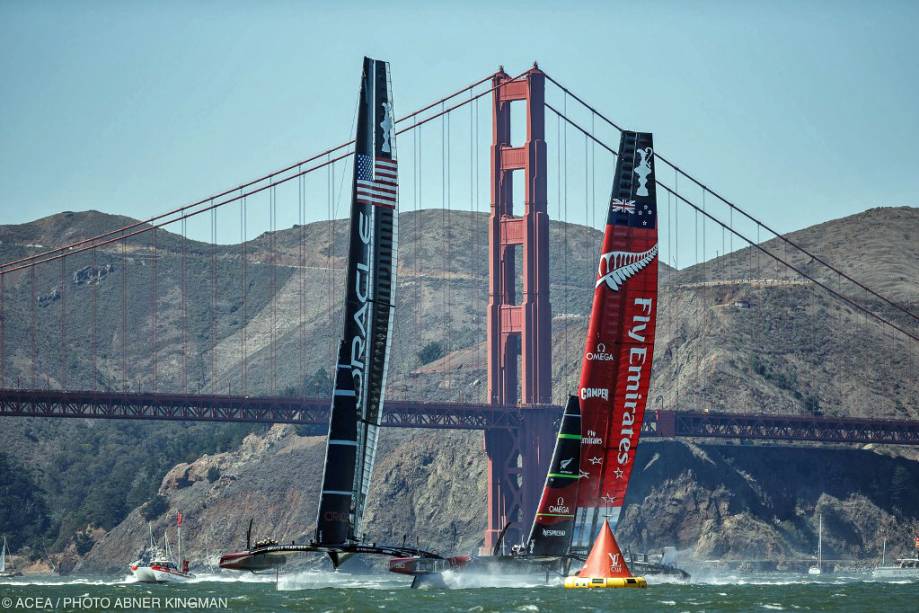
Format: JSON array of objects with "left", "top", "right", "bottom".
[{"left": 484, "top": 65, "right": 556, "bottom": 552}]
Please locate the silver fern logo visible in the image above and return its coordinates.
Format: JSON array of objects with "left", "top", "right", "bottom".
[{"left": 596, "top": 244, "right": 658, "bottom": 291}]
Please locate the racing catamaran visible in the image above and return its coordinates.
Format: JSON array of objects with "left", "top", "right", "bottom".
[
  {"left": 389, "top": 130, "right": 661, "bottom": 585},
  {"left": 220, "top": 57, "right": 443, "bottom": 573}
]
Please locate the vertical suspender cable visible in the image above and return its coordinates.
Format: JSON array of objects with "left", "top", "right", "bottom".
[
  {"left": 152, "top": 227, "right": 158, "bottom": 392},
  {"left": 122, "top": 235, "right": 127, "bottom": 391},
  {"left": 446, "top": 109, "right": 452, "bottom": 393},
  {"left": 413, "top": 117, "right": 419, "bottom": 363},
  {"left": 417, "top": 122, "right": 423, "bottom": 366},
  {"left": 241, "top": 193, "right": 248, "bottom": 394},
  {"left": 470, "top": 91, "right": 478, "bottom": 389},
  {"left": 211, "top": 204, "right": 217, "bottom": 388},
  {"left": 299, "top": 169, "right": 305, "bottom": 396},
  {"left": 694, "top": 205, "right": 699, "bottom": 404},
  {"left": 863, "top": 287, "right": 868, "bottom": 413},
  {"left": 474, "top": 94, "right": 481, "bottom": 396},
  {"left": 441, "top": 104, "right": 447, "bottom": 389},
  {"left": 702, "top": 188, "right": 707, "bottom": 406},
  {"left": 182, "top": 218, "right": 188, "bottom": 393},
  {"left": 30, "top": 265, "right": 36, "bottom": 388},
  {"left": 584, "top": 133, "right": 589, "bottom": 264},
  {"left": 811, "top": 283, "right": 817, "bottom": 413},
  {"left": 92, "top": 247, "right": 97, "bottom": 390},
  {"left": 328, "top": 157, "right": 333, "bottom": 366},
  {"left": 674, "top": 168, "right": 679, "bottom": 409},
  {"left": 555, "top": 108, "right": 562, "bottom": 393},
  {"left": 271, "top": 183, "right": 278, "bottom": 394},
  {"left": 669, "top": 190, "right": 675, "bottom": 406},
  {"left": 729, "top": 204, "right": 733, "bottom": 256},
  {"left": 591, "top": 112, "right": 596, "bottom": 231},
  {"left": 60, "top": 256, "right": 65, "bottom": 389},
  {"left": 563, "top": 92, "right": 569, "bottom": 392}
]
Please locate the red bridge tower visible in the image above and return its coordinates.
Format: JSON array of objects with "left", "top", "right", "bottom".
[{"left": 484, "top": 66, "right": 556, "bottom": 552}]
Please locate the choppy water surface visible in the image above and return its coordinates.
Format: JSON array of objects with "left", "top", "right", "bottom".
[{"left": 1, "top": 571, "right": 916, "bottom": 612}]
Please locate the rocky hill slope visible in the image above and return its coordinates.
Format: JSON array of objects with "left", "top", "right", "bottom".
[{"left": 0, "top": 206, "right": 916, "bottom": 571}]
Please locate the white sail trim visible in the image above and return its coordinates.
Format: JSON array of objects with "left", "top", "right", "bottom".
[{"left": 595, "top": 244, "right": 658, "bottom": 292}]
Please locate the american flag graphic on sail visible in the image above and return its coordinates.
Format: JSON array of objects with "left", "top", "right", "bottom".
[{"left": 356, "top": 154, "right": 398, "bottom": 209}]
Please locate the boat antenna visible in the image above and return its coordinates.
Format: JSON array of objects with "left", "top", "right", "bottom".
[
  {"left": 246, "top": 518, "right": 253, "bottom": 550},
  {"left": 177, "top": 511, "right": 183, "bottom": 570}
]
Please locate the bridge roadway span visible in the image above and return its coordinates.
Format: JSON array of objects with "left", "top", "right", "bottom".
[{"left": 1, "top": 389, "right": 917, "bottom": 445}]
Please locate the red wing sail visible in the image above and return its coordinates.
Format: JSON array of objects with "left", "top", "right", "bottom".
[
  {"left": 576, "top": 520, "right": 631, "bottom": 579},
  {"left": 571, "top": 131, "right": 658, "bottom": 551},
  {"left": 525, "top": 396, "right": 581, "bottom": 557}
]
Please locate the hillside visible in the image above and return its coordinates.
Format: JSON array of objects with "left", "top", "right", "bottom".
[{"left": 0, "top": 206, "right": 916, "bottom": 570}]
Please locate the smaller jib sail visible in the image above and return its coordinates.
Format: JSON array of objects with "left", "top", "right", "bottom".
[
  {"left": 577, "top": 520, "right": 631, "bottom": 579},
  {"left": 571, "top": 131, "right": 658, "bottom": 551},
  {"left": 526, "top": 396, "right": 581, "bottom": 557},
  {"left": 315, "top": 57, "right": 398, "bottom": 546}
]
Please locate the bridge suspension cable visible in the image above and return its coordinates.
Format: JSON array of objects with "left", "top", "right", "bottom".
[
  {"left": 544, "top": 102, "right": 919, "bottom": 345},
  {"left": 542, "top": 72, "right": 918, "bottom": 325},
  {"left": 0, "top": 71, "right": 530, "bottom": 277},
  {"left": 0, "top": 72, "right": 503, "bottom": 275}
]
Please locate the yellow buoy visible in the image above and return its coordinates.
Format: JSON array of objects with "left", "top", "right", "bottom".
[
  {"left": 564, "top": 520, "right": 648, "bottom": 588},
  {"left": 564, "top": 575, "right": 647, "bottom": 589}
]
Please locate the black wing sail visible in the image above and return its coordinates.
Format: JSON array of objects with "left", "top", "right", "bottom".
[
  {"left": 316, "top": 57, "right": 398, "bottom": 545},
  {"left": 525, "top": 396, "right": 582, "bottom": 557}
]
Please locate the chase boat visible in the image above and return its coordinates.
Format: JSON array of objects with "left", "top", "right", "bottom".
[{"left": 130, "top": 514, "right": 193, "bottom": 583}]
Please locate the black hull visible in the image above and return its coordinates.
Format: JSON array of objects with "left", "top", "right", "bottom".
[{"left": 220, "top": 542, "right": 441, "bottom": 572}]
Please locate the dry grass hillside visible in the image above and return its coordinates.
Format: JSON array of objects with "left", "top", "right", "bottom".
[{"left": 0, "top": 205, "right": 916, "bottom": 570}]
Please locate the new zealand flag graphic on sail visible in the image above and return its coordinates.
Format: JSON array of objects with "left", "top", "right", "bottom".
[
  {"left": 356, "top": 154, "right": 398, "bottom": 209},
  {"left": 608, "top": 132, "right": 656, "bottom": 229}
]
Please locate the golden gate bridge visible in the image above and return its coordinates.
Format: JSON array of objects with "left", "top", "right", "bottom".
[{"left": 0, "top": 65, "right": 916, "bottom": 549}]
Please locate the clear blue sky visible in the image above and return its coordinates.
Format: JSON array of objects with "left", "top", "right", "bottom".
[{"left": 1, "top": 0, "right": 916, "bottom": 263}]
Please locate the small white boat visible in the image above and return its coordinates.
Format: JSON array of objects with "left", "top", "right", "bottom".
[
  {"left": 130, "top": 513, "right": 194, "bottom": 583},
  {"left": 0, "top": 536, "right": 23, "bottom": 578},
  {"left": 807, "top": 514, "right": 823, "bottom": 576},
  {"left": 872, "top": 536, "right": 919, "bottom": 580}
]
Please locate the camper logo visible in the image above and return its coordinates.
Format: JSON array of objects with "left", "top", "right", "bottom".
[
  {"left": 596, "top": 244, "right": 658, "bottom": 291},
  {"left": 580, "top": 388, "right": 609, "bottom": 401}
]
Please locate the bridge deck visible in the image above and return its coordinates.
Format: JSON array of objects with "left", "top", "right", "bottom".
[{"left": 1, "top": 389, "right": 917, "bottom": 445}]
